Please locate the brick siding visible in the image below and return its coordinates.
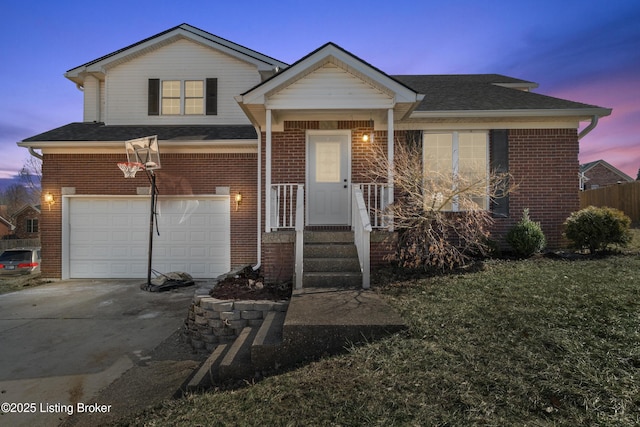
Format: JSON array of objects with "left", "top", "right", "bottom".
[
  {"left": 41, "top": 152, "right": 257, "bottom": 278},
  {"left": 491, "top": 128, "right": 580, "bottom": 249}
]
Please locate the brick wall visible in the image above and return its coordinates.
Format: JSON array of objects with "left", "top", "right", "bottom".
[
  {"left": 13, "top": 207, "right": 41, "bottom": 239},
  {"left": 41, "top": 152, "right": 257, "bottom": 278},
  {"left": 491, "top": 128, "right": 580, "bottom": 249}
]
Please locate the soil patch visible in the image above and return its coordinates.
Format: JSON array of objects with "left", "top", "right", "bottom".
[{"left": 209, "top": 267, "right": 291, "bottom": 301}]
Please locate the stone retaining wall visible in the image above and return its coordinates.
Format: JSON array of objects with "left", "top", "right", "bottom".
[{"left": 185, "top": 295, "right": 289, "bottom": 352}]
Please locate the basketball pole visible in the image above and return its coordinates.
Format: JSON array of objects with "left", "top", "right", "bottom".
[{"left": 146, "top": 171, "right": 157, "bottom": 289}]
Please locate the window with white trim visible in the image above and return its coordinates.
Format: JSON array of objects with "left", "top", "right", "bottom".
[
  {"left": 160, "top": 80, "right": 204, "bottom": 115},
  {"left": 423, "top": 131, "right": 489, "bottom": 211},
  {"left": 26, "top": 218, "right": 39, "bottom": 233}
]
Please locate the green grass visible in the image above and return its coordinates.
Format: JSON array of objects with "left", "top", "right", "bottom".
[{"left": 121, "top": 236, "right": 640, "bottom": 426}]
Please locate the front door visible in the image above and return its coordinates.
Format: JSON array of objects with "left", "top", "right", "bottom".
[{"left": 307, "top": 132, "right": 350, "bottom": 225}]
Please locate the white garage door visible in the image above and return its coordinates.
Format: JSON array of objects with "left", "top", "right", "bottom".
[{"left": 65, "top": 196, "right": 230, "bottom": 279}]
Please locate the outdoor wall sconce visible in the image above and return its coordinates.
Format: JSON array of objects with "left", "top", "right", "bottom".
[
  {"left": 362, "top": 118, "right": 374, "bottom": 143},
  {"left": 44, "top": 192, "right": 55, "bottom": 210},
  {"left": 235, "top": 193, "right": 242, "bottom": 211}
]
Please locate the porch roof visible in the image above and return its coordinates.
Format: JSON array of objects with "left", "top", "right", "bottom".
[{"left": 236, "top": 43, "right": 424, "bottom": 128}]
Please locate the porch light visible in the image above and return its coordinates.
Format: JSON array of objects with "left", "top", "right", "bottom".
[
  {"left": 235, "top": 193, "right": 242, "bottom": 211},
  {"left": 44, "top": 192, "right": 55, "bottom": 210},
  {"left": 362, "top": 133, "right": 369, "bottom": 142}
]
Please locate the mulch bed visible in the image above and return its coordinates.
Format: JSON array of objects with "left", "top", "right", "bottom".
[{"left": 209, "top": 267, "right": 292, "bottom": 301}]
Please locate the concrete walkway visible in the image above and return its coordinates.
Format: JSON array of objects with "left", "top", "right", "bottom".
[{"left": 0, "top": 280, "right": 196, "bottom": 427}]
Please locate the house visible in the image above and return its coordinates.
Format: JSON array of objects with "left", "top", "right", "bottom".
[
  {"left": 580, "top": 159, "right": 634, "bottom": 190},
  {"left": 0, "top": 215, "right": 15, "bottom": 239},
  {"left": 9, "top": 204, "right": 41, "bottom": 239},
  {"left": 18, "top": 24, "right": 611, "bottom": 283}
]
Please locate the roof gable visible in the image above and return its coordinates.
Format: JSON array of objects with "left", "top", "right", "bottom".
[
  {"left": 580, "top": 159, "right": 634, "bottom": 182},
  {"left": 65, "top": 24, "right": 288, "bottom": 85},
  {"left": 240, "top": 43, "right": 422, "bottom": 106}
]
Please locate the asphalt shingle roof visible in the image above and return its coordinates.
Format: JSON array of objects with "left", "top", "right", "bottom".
[
  {"left": 392, "top": 74, "right": 604, "bottom": 112},
  {"left": 22, "top": 122, "right": 257, "bottom": 142}
]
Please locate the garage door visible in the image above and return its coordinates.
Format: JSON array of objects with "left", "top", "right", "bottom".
[{"left": 65, "top": 196, "right": 230, "bottom": 279}]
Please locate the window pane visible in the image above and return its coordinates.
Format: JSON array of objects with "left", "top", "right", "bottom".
[
  {"left": 161, "top": 81, "right": 181, "bottom": 114},
  {"left": 162, "top": 98, "right": 181, "bottom": 115},
  {"left": 424, "top": 133, "right": 453, "bottom": 210},
  {"left": 184, "top": 81, "right": 203, "bottom": 115},
  {"left": 458, "top": 132, "right": 488, "bottom": 210},
  {"left": 162, "top": 80, "right": 180, "bottom": 97},
  {"left": 185, "top": 81, "right": 203, "bottom": 97},
  {"left": 185, "top": 98, "right": 203, "bottom": 115}
]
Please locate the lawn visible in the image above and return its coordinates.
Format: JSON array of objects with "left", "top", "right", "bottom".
[{"left": 124, "top": 233, "right": 640, "bottom": 426}]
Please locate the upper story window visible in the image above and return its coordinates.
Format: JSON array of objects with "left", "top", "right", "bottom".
[
  {"left": 423, "top": 131, "right": 489, "bottom": 211},
  {"left": 149, "top": 78, "right": 217, "bottom": 116},
  {"left": 26, "top": 218, "right": 39, "bottom": 233}
]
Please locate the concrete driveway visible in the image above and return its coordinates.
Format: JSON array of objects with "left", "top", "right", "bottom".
[{"left": 0, "top": 279, "right": 196, "bottom": 427}]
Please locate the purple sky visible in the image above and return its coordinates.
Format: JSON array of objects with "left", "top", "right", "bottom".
[{"left": 1, "top": 0, "right": 639, "bottom": 186}]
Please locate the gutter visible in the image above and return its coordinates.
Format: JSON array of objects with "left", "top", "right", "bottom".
[{"left": 578, "top": 115, "right": 599, "bottom": 140}]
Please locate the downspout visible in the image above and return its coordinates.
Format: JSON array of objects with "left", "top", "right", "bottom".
[
  {"left": 27, "top": 147, "right": 43, "bottom": 160},
  {"left": 252, "top": 124, "right": 262, "bottom": 271},
  {"left": 578, "top": 115, "right": 599, "bottom": 140}
]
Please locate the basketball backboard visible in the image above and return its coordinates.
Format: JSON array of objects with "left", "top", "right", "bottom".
[{"left": 125, "top": 135, "right": 161, "bottom": 170}]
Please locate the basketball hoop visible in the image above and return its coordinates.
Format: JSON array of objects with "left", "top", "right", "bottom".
[{"left": 117, "top": 161, "right": 145, "bottom": 178}]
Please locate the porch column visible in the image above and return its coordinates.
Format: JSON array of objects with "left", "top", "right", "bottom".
[
  {"left": 387, "top": 108, "right": 394, "bottom": 231},
  {"left": 265, "top": 109, "right": 272, "bottom": 233}
]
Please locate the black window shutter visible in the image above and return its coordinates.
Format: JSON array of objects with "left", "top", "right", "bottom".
[
  {"left": 491, "top": 129, "right": 509, "bottom": 217},
  {"left": 405, "top": 130, "right": 423, "bottom": 149},
  {"left": 148, "top": 79, "right": 160, "bottom": 116},
  {"left": 206, "top": 78, "right": 218, "bottom": 115}
]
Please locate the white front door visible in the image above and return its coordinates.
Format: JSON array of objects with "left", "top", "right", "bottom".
[{"left": 307, "top": 132, "right": 350, "bottom": 225}]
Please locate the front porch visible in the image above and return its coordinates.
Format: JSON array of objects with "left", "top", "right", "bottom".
[{"left": 262, "top": 183, "right": 397, "bottom": 289}]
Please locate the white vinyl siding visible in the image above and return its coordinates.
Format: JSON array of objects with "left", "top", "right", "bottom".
[
  {"left": 105, "top": 38, "right": 260, "bottom": 125},
  {"left": 268, "top": 63, "right": 393, "bottom": 109}
]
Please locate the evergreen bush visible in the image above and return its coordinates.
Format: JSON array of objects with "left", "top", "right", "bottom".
[
  {"left": 506, "top": 209, "right": 546, "bottom": 258},
  {"left": 564, "top": 206, "right": 631, "bottom": 254}
]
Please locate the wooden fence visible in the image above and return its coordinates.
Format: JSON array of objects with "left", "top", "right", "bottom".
[
  {"left": 579, "top": 181, "right": 640, "bottom": 223},
  {"left": 0, "top": 239, "right": 41, "bottom": 252}
]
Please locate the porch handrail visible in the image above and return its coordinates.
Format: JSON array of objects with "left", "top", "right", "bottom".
[
  {"left": 351, "top": 185, "right": 371, "bottom": 289},
  {"left": 270, "top": 184, "right": 301, "bottom": 230},
  {"left": 294, "top": 185, "right": 304, "bottom": 289},
  {"left": 356, "top": 183, "right": 392, "bottom": 229}
]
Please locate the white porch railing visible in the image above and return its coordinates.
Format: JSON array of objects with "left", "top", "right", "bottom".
[
  {"left": 270, "top": 184, "right": 302, "bottom": 230},
  {"left": 356, "top": 183, "right": 392, "bottom": 229},
  {"left": 294, "top": 185, "right": 304, "bottom": 290},
  {"left": 351, "top": 185, "right": 372, "bottom": 289}
]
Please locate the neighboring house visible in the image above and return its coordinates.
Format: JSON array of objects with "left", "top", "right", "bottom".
[
  {"left": 11, "top": 205, "right": 41, "bottom": 239},
  {"left": 18, "top": 24, "right": 611, "bottom": 282},
  {"left": 580, "top": 159, "right": 634, "bottom": 190},
  {"left": 0, "top": 215, "right": 15, "bottom": 239}
]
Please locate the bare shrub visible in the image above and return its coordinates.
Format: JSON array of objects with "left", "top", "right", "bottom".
[{"left": 367, "top": 137, "right": 515, "bottom": 270}]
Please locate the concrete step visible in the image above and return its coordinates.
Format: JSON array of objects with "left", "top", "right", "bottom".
[
  {"left": 303, "top": 271, "right": 362, "bottom": 288},
  {"left": 185, "top": 343, "right": 229, "bottom": 391},
  {"left": 282, "top": 288, "right": 407, "bottom": 364},
  {"left": 218, "top": 326, "right": 258, "bottom": 381},
  {"left": 304, "top": 243, "right": 357, "bottom": 258},
  {"left": 251, "top": 311, "right": 286, "bottom": 372},
  {"left": 304, "top": 257, "right": 360, "bottom": 273},
  {"left": 304, "top": 231, "right": 354, "bottom": 244}
]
